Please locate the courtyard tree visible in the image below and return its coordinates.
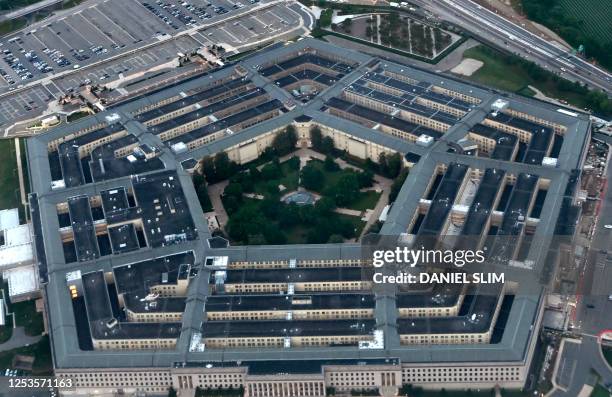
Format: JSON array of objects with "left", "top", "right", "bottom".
[
  {"left": 248, "top": 164, "right": 261, "bottom": 181},
  {"left": 328, "top": 173, "right": 360, "bottom": 207},
  {"left": 320, "top": 136, "right": 335, "bottom": 154},
  {"left": 324, "top": 155, "right": 339, "bottom": 171},
  {"left": 341, "top": 17, "right": 352, "bottom": 33},
  {"left": 261, "top": 160, "right": 282, "bottom": 180},
  {"left": 379, "top": 152, "right": 402, "bottom": 178},
  {"left": 314, "top": 196, "right": 336, "bottom": 216},
  {"left": 310, "top": 125, "right": 323, "bottom": 149},
  {"left": 222, "top": 182, "right": 244, "bottom": 213},
  {"left": 272, "top": 125, "right": 298, "bottom": 156},
  {"left": 260, "top": 197, "right": 282, "bottom": 218},
  {"left": 247, "top": 234, "right": 266, "bottom": 245},
  {"left": 226, "top": 205, "right": 267, "bottom": 243},
  {"left": 389, "top": 168, "right": 409, "bottom": 203},
  {"left": 328, "top": 234, "right": 344, "bottom": 243},
  {"left": 301, "top": 163, "right": 324, "bottom": 191},
  {"left": 279, "top": 203, "right": 301, "bottom": 227},
  {"left": 357, "top": 169, "right": 374, "bottom": 188},
  {"left": 200, "top": 156, "right": 216, "bottom": 181},
  {"left": 192, "top": 172, "right": 212, "bottom": 212}
]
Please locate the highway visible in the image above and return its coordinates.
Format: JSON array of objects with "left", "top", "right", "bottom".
[
  {"left": 0, "top": 0, "right": 64, "bottom": 22},
  {"left": 411, "top": 0, "right": 612, "bottom": 95}
]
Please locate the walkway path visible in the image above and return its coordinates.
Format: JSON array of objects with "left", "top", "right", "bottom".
[
  {"left": 14, "top": 138, "right": 29, "bottom": 221},
  {"left": 207, "top": 180, "right": 229, "bottom": 228},
  {"left": 334, "top": 208, "right": 362, "bottom": 217},
  {"left": 281, "top": 148, "right": 393, "bottom": 238},
  {"left": 0, "top": 327, "right": 41, "bottom": 352},
  {"left": 360, "top": 187, "right": 389, "bottom": 238}
]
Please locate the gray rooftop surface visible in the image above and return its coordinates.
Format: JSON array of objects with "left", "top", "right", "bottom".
[{"left": 26, "top": 38, "right": 591, "bottom": 371}]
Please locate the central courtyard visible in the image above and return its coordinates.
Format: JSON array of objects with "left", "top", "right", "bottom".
[{"left": 194, "top": 126, "right": 397, "bottom": 245}]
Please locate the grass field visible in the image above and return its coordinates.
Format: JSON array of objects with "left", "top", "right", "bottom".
[
  {"left": 0, "top": 18, "right": 26, "bottom": 36},
  {"left": 0, "top": 315, "right": 12, "bottom": 344},
  {"left": 336, "top": 213, "right": 366, "bottom": 235},
  {"left": 558, "top": 0, "right": 612, "bottom": 44},
  {"left": 252, "top": 159, "right": 299, "bottom": 195},
  {"left": 0, "top": 335, "right": 52, "bottom": 375},
  {"left": 12, "top": 300, "right": 44, "bottom": 336},
  {"left": 0, "top": 281, "right": 45, "bottom": 337},
  {"left": 283, "top": 214, "right": 365, "bottom": 244},
  {"left": 461, "top": 46, "right": 531, "bottom": 92},
  {"left": 348, "top": 190, "right": 381, "bottom": 212},
  {"left": 19, "top": 139, "right": 30, "bottom": 198},
  {"left": 308, "top": 159, "right": 382, "bottom": 211},
  {"left": 67, "top": 110, "right": 91, "bottom": 123},
  {"left": 590, "top": 384, "right": 611, "bottom": 397},
  {"left": 460, "top": 45, "right": 599, "bottom": 110},
  {"left": 0, "top": 139, "right": 21, "bottom": 212}
]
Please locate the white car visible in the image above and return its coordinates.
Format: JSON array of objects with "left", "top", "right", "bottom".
[{"left": 604, "top": 224, "right": 612, "bottom": 229}]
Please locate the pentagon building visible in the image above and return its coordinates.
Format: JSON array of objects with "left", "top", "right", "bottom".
[{"left": 26, "top": 39, "right": 590, "bottom": 396}]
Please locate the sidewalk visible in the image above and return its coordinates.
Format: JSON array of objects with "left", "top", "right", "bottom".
[
  {"left": 0, "top": 327, "right": 41, "bottom": 352},
  {"left": 207, "top": 180, "right": 229, "bottom": 227}
]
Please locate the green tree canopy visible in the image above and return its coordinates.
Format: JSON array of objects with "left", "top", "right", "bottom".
[{"left": 301, "top": 163, "right": 324, "bottom": 191}]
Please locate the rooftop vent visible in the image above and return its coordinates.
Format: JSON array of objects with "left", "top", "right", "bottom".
[
  {"left": 491, "top": 99, "right": 509, "bottom": 116},
  {"left": 106, "top": 318, "right": 118, "bottom": 329}
]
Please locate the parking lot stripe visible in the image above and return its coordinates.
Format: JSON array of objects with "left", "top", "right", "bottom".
[{"left": 92, "top": 6, "right": 138, "bottom": 42}]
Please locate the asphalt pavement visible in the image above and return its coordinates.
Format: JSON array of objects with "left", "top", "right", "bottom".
[
  {"left": 410, "top": 0, "right": 612, "bottom": 94},
  {"left": 549, "top": 139, "right": 612, "bottom": 396}
]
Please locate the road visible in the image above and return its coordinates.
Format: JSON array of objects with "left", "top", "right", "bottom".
[
  {"left": 0, "top": 0, "right": 64, "bottom": 22},
  {"left": 549, "top": 141, "right": 612, "bottom": 395},
  {"left": 411, "top": 0, "right": 612, "bottom": 95}
]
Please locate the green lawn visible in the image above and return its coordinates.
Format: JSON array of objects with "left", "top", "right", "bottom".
[
  {"left": 348, "top": 190, "right": 381, "bottom": 212},
  {"left": 0, "top": 335, "right": 52, "bottom": 375},
  {"left": 19, "top": 139, "right": 30, "bottom": 199},
  {"left": 224, "top": 195, "right": 365, "bottom": 245},
  {"left": 252, "top": 159, "right": 299, "bottom": 195},
  {"left": 0, "top": 18, "right": 26, "bottom": 36},
  {"left": 461, "top": 46, "right": 531, "bottom": 92},
  {"left": 67, "top": 110, "right": 91, "bottom": 122},
  {"left": 336, "top": 213, "right": 366, "bottom": 236},
  {"left": 0, "top": 282, "right": 12, "bottom": 344},
  {"left": 0, "top": 281, "right": 44, "bottom": 337},
  {"left": 603, "top": 346, "right": 612, "bottom": 367},
  {"left": 307, "top": 159, "right": 381, "bottom": 211},
  {"left": 0, "top": 316, "right": 13, "bottom": 344},
  {"left": 460, "top": 45, "right": 606, "bottom": 111},
  {"left": 283, "top": 214, "right": 365, "bottom": 244},
  {"left": 308, "top": 159, "right": 343, "bottom": 186},
  {"left": 284, "top": 224, "right": 311, "bottom": 244},
  {"left": 591, "top": 384, "right": 612, "bottom": 397},
  {"left": 0, "top": 140, "right": 21, "bottom": 212},
  {"left": 12, "top": 301, "right": 44, "bottom": 336}
]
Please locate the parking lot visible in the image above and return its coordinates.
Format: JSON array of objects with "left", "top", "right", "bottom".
[
  {"left": 53, "top": 35, "right": 201, "bottom": 92},
  {"left": 0, "top": 85, "right": 54, "bottom": 130},
  {"left": 194, "top": 2, "right": 304, "bottom": 49},
  {"left": 0, "top": 0, "right": 303, "bottom": 90},
  {"left": 0, "top": 0, "right": 313, "bottom": 133}
]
